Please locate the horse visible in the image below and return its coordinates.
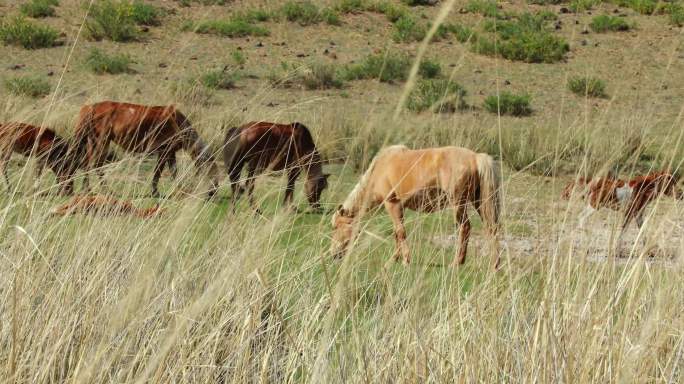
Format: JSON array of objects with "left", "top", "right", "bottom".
[
  {"left": 74, "top": 101, "right": 220, "bottom": 197},
  {"left": 330, "top": 145, "right": 501, "bottom": 268},
  {"left": 560, "top": 177, "right": 589, "bottom": 200},
  {"left": 0, "top": 122, "right": 76, "bottom": 194},
  {"left": 50, "top": 194, "right": 162, "bottom": 218},
  {"left": 578, "top": 172, "right": 683, "bottom": 248},
  {"left": 222, "top": 121, "right": 329, "bottom": 211}
]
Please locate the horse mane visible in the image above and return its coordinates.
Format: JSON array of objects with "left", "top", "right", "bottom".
[{"left": 341, "top": 145, "right": 408, "bottom": 215}]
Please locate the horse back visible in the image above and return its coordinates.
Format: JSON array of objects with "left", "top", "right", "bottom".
[{"left": 235, "top": 121, "right": 317, "bottom": 167}]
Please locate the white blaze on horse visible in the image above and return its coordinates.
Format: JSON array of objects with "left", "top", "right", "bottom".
[{"left": 330, "top": 145, "right": 502, "bottom": 268}]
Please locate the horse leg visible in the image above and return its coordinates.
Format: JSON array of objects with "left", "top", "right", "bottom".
[
  {"left": 228, "top": 158, "right": 246, "bottom": 209},
  {"left": 452, "top": 201, "right": 471, "bottom": 267},
  {"left": 167, "top": 153, "right": 178, "bottom": 180},
  {"left": 283, "top": 167, "right": 300, "bottom": 210},
  {"left": 473, "top": 199, "right": 500, "bottom": 270},
  {"left": 245, "top": 165, "right": 260, "bottom": 214},
  {"left": 384, "top": 199, "right": 410, "bottom": 265},
  {"left": 151, "top": 155, "right": 167, "bottom": 198},
  {"left": 0, "top": 151, "right": 12, "bottom": 192}
]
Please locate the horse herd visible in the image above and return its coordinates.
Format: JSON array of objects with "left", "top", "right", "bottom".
[{"left": 1, "top": 100, "right": 682, "bottom": 267}]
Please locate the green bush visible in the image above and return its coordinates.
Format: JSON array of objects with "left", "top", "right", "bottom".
[
  {"left": 567, "top": 76, "right": 607, "bottom": 97},
  {"left": 418, "top": 59, "right": 441, "bottom": 78},
  {"left": 301, "top": 63, "right": 345, "bottom": 89},
  {"left": 4, "top": 76, "right": 51, "bottom": 98},
  {"left": 231, "top": 49, "right": 246, "bottom": 65},
  {"left": 367, "top": 1, "right": 410, "bottom": 22},
  {"left": 569, "top": 0, "right": 602, "bottom": 12},
  {"left": 234, "top": 8, "right": 274, "bottom": 23},
  {"left": 659, "top": 3, "right": 684, "bottom": 26},
  {"left": 131, "top": 1, "right": 162, "bottom": 26},
  {"left": 20, "top": 0, "right": 59, "bottom": 18},
  {"left": 85, "top": 48, "right": 133, "bottom": 74},
  {"left": 444, "top": 23, "right": 477, "bottom": 43},
  {"left": 200, "top": 69, "right": 239, "bottom": 89},
  {"left": 0, "top": 17, "right": 59, "bottom": 49},
  {"left": 483, "top": 92, "right": 532, "bottom": 116},
  {"left": 623, "top": 0, "right": 657, "bottom": 14},
  {"left": 465, "top": 0, "right": 501, "bottom": 18},
  {"left": 392, "top": 15, "right": 427, "bottom": 42},
  {"left": 86, "top": 0, "right": 137, "bottom": 41},
  {"left": 590, "top": 15, "right": 631, "bottom": 32},
  {"left": 343, "top": 52, "right": 411, "bottom": 83},
  {"left": 282, "top": 1, "right": 340, "bottom": 26},
  {"left": 474, "top": 13, "right": 569, "bottom": 63},
  {"left": 190, "top": 19, "right": 269, "bottom": 37},
  {"left": 407, "top": 79, "right": 467, "bottom": 113},
  {"left": 336, "top": 0, "right": 368, "bottom": 13}
]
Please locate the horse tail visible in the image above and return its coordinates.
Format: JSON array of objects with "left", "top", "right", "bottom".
[
  {"left": 222, "top": 126, "right": 243, "bottom": 181},
  {"left": 475, "top": 153, "right": 501, "bottom": 232}
]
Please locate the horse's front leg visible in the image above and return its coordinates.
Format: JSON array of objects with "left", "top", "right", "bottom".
[
  {"left": 452, "top": 201, "right": 471, "bottom": 266},
  {"left": 384, "top": 200, "right": 410, "bottom": 265},
  {"left": 245, "top": 165, "right": 261, "bottom": 214},
  {"left": 283, "top": 167, "right": 300, "bottom": 210},
  {"left": 0, "top": 151, "right": 12, "bottom": 192},
  {"left": 151, "top": 154, "right": 167, "bottom": 198}
]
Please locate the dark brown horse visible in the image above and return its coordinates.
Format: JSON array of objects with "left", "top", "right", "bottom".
[
  {"left": 74, "top": 101, "right": 220, "bottom": 197},
  {"left": 223, "top": 121, "right": 329, "bottom": 211},
  {"left": 0, "top": 122, "right": 75, "bottom": 194}
]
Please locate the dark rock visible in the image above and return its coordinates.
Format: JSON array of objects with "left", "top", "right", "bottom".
[
  {"left": 504, "top": 80, "right": 511, "bottom": 85},
  {"left": 324, "top": 48, "right": 329, "bottom": 55},
  {"left": 296, "top": 53, "right": 307, "bottom": 58},
  {"left": 141, "top": 26, "right": 149, "bottom": 32},
  {"left": 189, "top": 56, "right": 198, "bottom": 60},
  {"left": 474, "top": 69, "right": 482, "bottom": 73},
  {"left": 613, "top": 8, "right": 620, "bottom": 13},
  {"left": 581, "top": 27, "right": 589, "bottom": 34},
  {"left": 256, "top": 41, "right": 264, "bottom": 47},
  {"left": 594, "top": 42, "right": 599, "bottom": 47},
  {"left": 47, "top": 71, "right": 54, "bottom": 76},
  {"left": 580, "top": 39, "right": 588, "bottom": 46},
  {"left": 560, "top": 7, "right": 570, "bottom": 13},
  {"left": 330, "top": 41, "right": 336, "bottom": 46},
  {"left": 158, "top": 62, "right": 168, "bottom": 68}
]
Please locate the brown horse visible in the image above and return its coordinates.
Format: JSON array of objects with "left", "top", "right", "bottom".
[
  {"left": 74, "top": 101, "right": 220, "bottom": 197},
  {"left": 0, "top": 122, "right": 75, "bottom": 194},
  {"left": 50, "top": 194, "right": 162, "bottom": 218},
  {"left": 222, "top": 121, "right": 329, "bottom": 211},
  {"left": 330, "top": 145, "right": 501, "bottom": 268},
  {"left": 578, "top": 172, "right": 683, "bottom": 248}
]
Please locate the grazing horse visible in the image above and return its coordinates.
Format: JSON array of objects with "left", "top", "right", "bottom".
[
  {"left": 330, "top": 145, "right": 501, "bottom": 268},
  {"left": 560, "top": 177, "right": 589, "bottom": 200},
  {"left": 223, "top": 121, "right": 329, "bottom": 211},
  {"left": 74, "top": 101, "right": 220, "bottom": 197},
  {"left": 0, "top": 122, "right": 75, "bottom": 194},
  {"left": 50, "top": 194, "right": 161, "bottom": 218},
  {"left": 578, "top": 172, "right": 683, "bottom": 247}
]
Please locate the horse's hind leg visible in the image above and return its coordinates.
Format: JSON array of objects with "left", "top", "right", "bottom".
[
  {"left": 151, "top": 154, "right": 168, "bottom": 198},
  {"left": 0, "top": 151, "right": 12, "bottom": 192},
  {"left": 283, "top": 167, "right": 300, "bottom": 209},
  {"left": 245, "top": 165, "right": 260, "bottom": 213},
  {"left": 167, "top": 154, "right": 178, "bottom": 179},
  {"left": 452, "top": 200, "right": 471, "bottom": 266},
  {"left": 384, "top": 199, "right": 410, "bottom": 265}
]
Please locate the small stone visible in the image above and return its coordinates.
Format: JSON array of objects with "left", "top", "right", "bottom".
[
  {"left": 256, "top": 42, "right": 264, "bottom": 47},
  {"left": 560, "top": 7, "right": 570, "bottom": 13},
  {"left": 504, "top": 80, "right": 511, "bottom": 85},
  {"left": 158, "top": 62, "right": 168, "bottom": 68},
  {"left": 581, "top": 39, "right": 588, "bottom": 46},
  {"left": 141, "top": 26, "right": 149, "bottom": 32},
  {"left": 47, "top": 71, "right": 54, "bottom": 76},
  {"left": 296, "top": 53, "right": 307, "bottom": 58}
]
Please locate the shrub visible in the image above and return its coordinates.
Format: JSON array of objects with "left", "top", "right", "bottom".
[
  {"left": 20, "top": 0, "right": 59, "bottom": 18},
  {"left": 301, "top": 63, "right": 345, "bottom": 89},
  {"left": 465, "top": 0, "right": 501, "bottom": 18},
  {"left": 85, "top": 48, "right": 133, "bottom": 74},
  {"left": 336, "top": 0, "right": 368, "bottom": 13},
  {"left": 590, "top": 15, "right": 631, "bottom": 32},
  {"left": 343, "top": 52, "right": 411, "bottom": 83},
  {"left": 444, "top": 23, "right": 477, "bottom": 43},
  {"left": 234, "top": 8, "right": 274, "bottom": 23},
  {"left": 569, "top": 0, "right": 602, "bottom": 13},
  {"left": 282, "top": 1, "right": 341, "bottom": 26},
  {"left": 190, "top": 19, "right": 269, "bottom": 37},
  {"left": 0, "top": 17, "right": 59, "bottom": 49},
  {"left": 474, "top": 13, "right": 569, "bottom": 63},
  {"left": 567, "top": 76, "right": 607, "bottom": 97},
  {"left": 484, "top": 92, "right": 532, "bottom": 116},
  {"left": 131, "top": 1, "right": 162, "bottom": 26},
  {"left": 407, "top": 79, "right": 467, "bottom": 113},
  {"left": 418, "top": 59, "right": 441, "bottom": 78},
  {"left": 392, "top": 15, "right": 427, "bottom": 42},
  {"left": 367, "top": 1, "right": 410, "bottom": 22},
  {"left": 623, "top": 0, "right": 657, "bottom": 14},
  {"left": 231, "top": 49, "right": 246, "bottom": 65},
  {"left": 660, "top": 3, "right": 684, "bottom": 26},
  {"left": 86, "top": 0, "right": 138, "bottom": 41},
  {"left": 200, "top": 69, "right": 239, "bottom": 89},
  {"left": 4, "top": 76, "right": 51, "bottom": 97}
]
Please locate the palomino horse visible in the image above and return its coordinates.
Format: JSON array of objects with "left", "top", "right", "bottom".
[
  {"left": 330, "top": 145, "right": 501, "bottom": 268},
  {"left": 223, "top": 121, "right": 329, "bottom": 211},
  {"left": 578, "top": 172, "right": 683, "bottom": 248},
  {"left": 0, "top": 122, "right": 75, "bottom": 194},
  {"left": 51, "top": 194, "right": 161, "bottom": 218},
  {"left": 74, "top": 101, "right": 220, "bottom": 197}
]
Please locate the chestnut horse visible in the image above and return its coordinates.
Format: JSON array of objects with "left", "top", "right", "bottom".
[
  {"left": 578, "top": 172, "right": 683, "bottom": 247},
  {"left": 74, "top": 101, "right": 220, "bottom": 197},
  {"left": 0, "top": 122, "right": 75, "bottom": 194},
  {"left": 330, "top": 145, "right": 501, "bottom": 268},
  {"left": 51, "top": 194, "right": 161, "bottom": 218},
  {"left": 223, "top": 121, "right": 329, "bottom": 211}
]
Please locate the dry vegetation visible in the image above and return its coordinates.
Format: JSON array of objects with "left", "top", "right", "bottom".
[{"left": 1, "top": 0, "right": 684, "bottom": 382}]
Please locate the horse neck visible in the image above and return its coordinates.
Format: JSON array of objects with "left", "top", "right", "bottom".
[
  {"left": 341, "top": 162, "right": 377, "bottom": 216},
  {"left": 304, "top": 151, "right": 323, "bottom": 179}
]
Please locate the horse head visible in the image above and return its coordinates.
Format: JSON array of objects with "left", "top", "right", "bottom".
[{"left": 330, "top": 205, "right": 355, "bottom": 259}]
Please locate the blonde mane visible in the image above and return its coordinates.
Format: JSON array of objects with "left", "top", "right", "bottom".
[{"left": 341, "top": 145, "right": 408, "bottom": 215}]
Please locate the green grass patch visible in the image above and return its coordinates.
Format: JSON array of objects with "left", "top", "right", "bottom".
[
  {"left": 590, "top": 15, "right": 632, "bottom": 32},
  {"left": 392, "top": 14, "right": 427, "bottom": 42},
  {"left": 234, "top": 8, "right": 275, "bottom": 23},
  {"left": 86, "top": 0, "right": 139, "bottom": 41},
  {"left": 659, "top": 3, "right": 684, "bottom": 26},
  {"left": 418, "top": 59, "right": 441, "bottom": 79},
  {"left": 473, "top": 12, "right": 569, "bottom": 63},
  {"left": 407, "top": 79, "right": 467, "bottom": 113},
  {"left": 85, "top": 48, "right": 133, "bottom": 74},
  {"left": 567, "top": 76, "right": 607, "bottom": 97},
  {"left": 20, "top": 0, "right": 59, "bottom": 18},
  {"left": 4, "top": 76, "right": 51, "bottom": 98},
  {"left": 343, "top": 52, "right": 411, "bottom": 83},
  {"left": 231, "top": 49, "right": 246, "bottom": 65},
  {"left": 465, "top": 0, "right": 501, "bottom": 18},
  {"left": 200, "top": 69, "right": 240, "bottom": 89},
  {"left": 484, "top": 92, "right": 532, "bottom": 116},
  {"left": 336, "top": 0, "right": 368, "bottom": 13},
  {"left": 0, "top": 16, "right": 59, "bottom": 49},
  {"left": 130, "top": 1, "right": 162, "bottom": 26},
  {"left": 368, "top": 1, "right": 410, "bottom": 22},
  {"left": 268, "top": 62, "right": 345, "bottom": 89},
  {"left": 570, "top": 0, "right": 602, "bottom": 12},
  {"left": 444, "top": 23, "right": 477, "bottom": 43},
  {"left": 188, "top": 19, "right": 270, "bottom": 37},
  {"left": 281, "top": 1, "right": 341, "bottom": 26}
]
